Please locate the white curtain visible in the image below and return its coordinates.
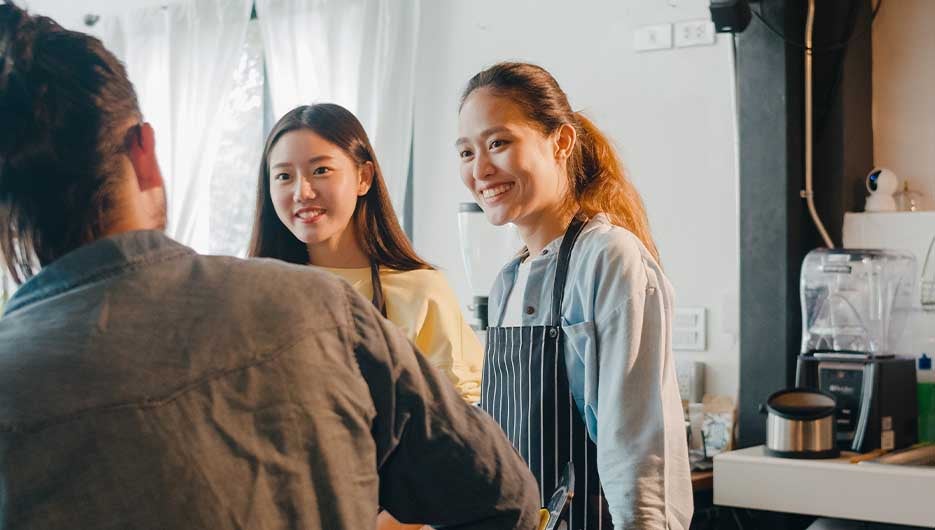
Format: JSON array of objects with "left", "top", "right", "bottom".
[
  {"left": 256, "top": 0, "right": 420, "bottom": 216},
  {"left": 99, "top": 0, "right": 252, "bottom": 251}
]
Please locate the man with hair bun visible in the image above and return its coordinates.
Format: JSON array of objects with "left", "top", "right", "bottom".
[{"left": 0, "top": 3, "right": 539, "bottom": 529}]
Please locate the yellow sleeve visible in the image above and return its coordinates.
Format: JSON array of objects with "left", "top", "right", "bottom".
[{"left": 411, "top": 271, "right": 483, "bottom": 404}]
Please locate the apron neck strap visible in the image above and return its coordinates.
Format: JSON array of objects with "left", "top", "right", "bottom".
[
  {"left": 550, "top": 214, "right": 588, "bottom": 326},
  {"left": 370, "top": 261, "right": 388, "bottom": 318}
]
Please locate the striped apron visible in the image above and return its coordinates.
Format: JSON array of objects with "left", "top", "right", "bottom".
[{"left": 480, "top": 217, "right": 611, "bottom": 530}]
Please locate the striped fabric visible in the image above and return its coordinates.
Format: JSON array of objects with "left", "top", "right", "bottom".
[{"left": 479, "top": 218, "right": 611, "bottom": 530}]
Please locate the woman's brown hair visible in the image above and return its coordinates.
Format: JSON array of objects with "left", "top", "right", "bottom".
[
  {"left": 248, "top": 103, "right": 430, "bottom": 271},
  {"left": 460, "top": 62, "right": 660, "bottom": 263},
  {"left": 0, "top": 2, "right": 141, "bottom": 284}
]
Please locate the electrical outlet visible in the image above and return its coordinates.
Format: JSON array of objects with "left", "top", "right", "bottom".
[
  {"left": 674, "top": 19, "right": 716, "bottom": 48},
  {"left": 633, "top": 23, "right": 673, "bottom": 52}
]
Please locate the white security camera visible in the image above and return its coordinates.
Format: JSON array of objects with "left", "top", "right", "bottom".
[{"left": 865, "top": 168, "right": 899, "bottom": 212}]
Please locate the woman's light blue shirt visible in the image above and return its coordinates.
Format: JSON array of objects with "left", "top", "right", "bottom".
[{"left": 488, "top": 214, "right": 693, "bottom": 529}]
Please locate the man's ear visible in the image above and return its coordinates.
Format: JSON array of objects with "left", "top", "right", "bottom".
[
  {"left": 357, "top": 161, "right": 375, "bottom": 196},
  {"left": 126, "top": 122, "right": 164, "bottom": 191}
]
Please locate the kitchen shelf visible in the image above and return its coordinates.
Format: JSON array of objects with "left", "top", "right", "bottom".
[{"left": 714, "top": 445, "right": 935, "bottom": 527}]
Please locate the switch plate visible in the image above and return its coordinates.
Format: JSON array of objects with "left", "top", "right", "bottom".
[
  {"left": 674, "top": 19, "right": 716, "bottom": 48},
  {"left": 673, "top": 307, "right": 707, "bottom": 351},
  {"left": 633, "top": 23, "right": 673, "bottom": 52}
]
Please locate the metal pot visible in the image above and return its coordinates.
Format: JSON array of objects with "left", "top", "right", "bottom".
[{"left": 762, "top": 389, "right": 839, "bottom": 459}]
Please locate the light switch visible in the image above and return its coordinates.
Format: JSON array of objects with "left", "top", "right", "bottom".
[
  {"left": 673, "top": 307, "right": 707, "bottom": 351},
  {"left": 633, "top": 23, "right": 673, "bottom": 52}
]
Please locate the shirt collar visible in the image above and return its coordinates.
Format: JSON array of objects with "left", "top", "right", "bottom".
[
  {"left": 4, "top": 230, "right": 193, "bottom": 316},
  {"left": 515, "top": 213, "right": 611, "bottom": 263}
]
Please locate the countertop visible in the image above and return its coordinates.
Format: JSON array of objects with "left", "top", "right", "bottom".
[{"left": 714, "top": 445, "right": 935, "bottom": 527}]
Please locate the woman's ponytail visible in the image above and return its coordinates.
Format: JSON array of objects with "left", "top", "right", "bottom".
[{"left": 571, "top": 112, "right": 660, "bottom": 263}]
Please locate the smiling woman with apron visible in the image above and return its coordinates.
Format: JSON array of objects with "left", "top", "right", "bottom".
[{"left": 457, "top": 62, "right": 693, "bottom": 529}]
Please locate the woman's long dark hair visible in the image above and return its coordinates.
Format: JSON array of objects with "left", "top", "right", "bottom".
[
  {"left": 0, "top": 2, "right": 141, "bottom": 283},
  {"left": 248, "top": 103, "right": 430, "bottom": 271}
]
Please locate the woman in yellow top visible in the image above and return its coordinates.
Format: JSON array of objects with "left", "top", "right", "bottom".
[
  {"left": 248, "top": 103, "right": 482, "bottom": 405},
  {"left": 248, "top": 103, "right": 482, "bottom": 530}
]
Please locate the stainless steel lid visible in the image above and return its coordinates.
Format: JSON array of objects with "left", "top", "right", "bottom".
[{"left": 766, "top": 389, "right": 836, "bottom": 420}]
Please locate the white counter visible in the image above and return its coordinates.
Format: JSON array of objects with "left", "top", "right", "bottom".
[{"left": 713, "top": 446, "right": 935, "bottom": 527}]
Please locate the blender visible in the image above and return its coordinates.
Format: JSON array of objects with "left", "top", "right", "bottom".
[{"left": 796, "top": 248, "right": 919, "bottom": 453}]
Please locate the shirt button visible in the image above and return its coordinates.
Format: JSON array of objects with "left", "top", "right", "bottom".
[
  {"left": 525, "top": 306, "right": 536, "bottom": 315},
  {"left": 541, "top": 249, "right": 549, "bottom": 255}
]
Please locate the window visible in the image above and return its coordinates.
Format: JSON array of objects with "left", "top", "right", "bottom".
[{"left": 206, "top": 21, "right": 266, "bottom": 257}]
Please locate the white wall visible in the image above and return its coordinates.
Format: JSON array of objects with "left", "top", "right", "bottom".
[
  {"left": 872, "top": 0, "right": 935, "bottom": 209},
  {"left": 412, "top": 0, "right": 740, "bottom": 397},
  {"left": 869, "top": 0, "right": 935, "bottom": 355}
]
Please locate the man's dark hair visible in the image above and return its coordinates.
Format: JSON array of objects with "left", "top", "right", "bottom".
[{"left": 0, "top": 1, "right": 141, "bottom": 284}]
